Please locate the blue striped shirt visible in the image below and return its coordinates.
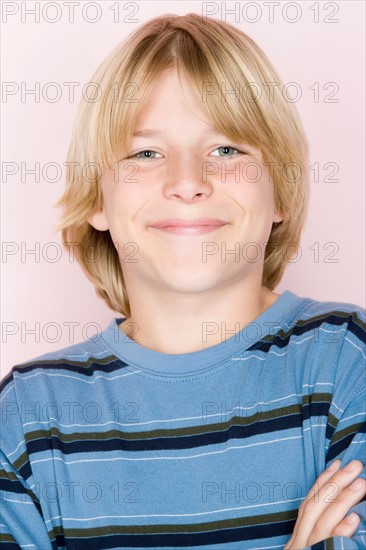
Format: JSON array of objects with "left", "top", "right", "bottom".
[{"left": 1, "top": 290, "right": 365, "bottom": 549}]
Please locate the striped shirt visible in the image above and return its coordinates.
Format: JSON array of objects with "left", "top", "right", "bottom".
[{"left": 1, "top": 289, "right": 365, "bottom": 549}]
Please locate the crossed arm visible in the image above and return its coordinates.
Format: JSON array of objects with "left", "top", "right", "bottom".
[
  {"left": 286, "top": 385, "right": 366, "bottom": 549},
  {"left": 285, "top": 458, "right": 366, "bottom": 548}
]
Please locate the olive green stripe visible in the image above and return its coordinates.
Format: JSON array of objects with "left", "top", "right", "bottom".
[
  {"left": 0, "top": 534, "right": 18, "bottom": 543},
  {"left": 13, "top": 354, "right": 117, "bottom": 370},
  {"left": 327, "top": 412, "right": 339, "bottom": 430},
  {"left": 301, "top": 393, "right": 332, "bottom": 405},
  {"left": 0, "top": 469, "right": 18, "bottom": 480},
  {"left": 261, "top": 310, "right": 365, "bottom": 345},
  {"left": 296, "top": 311, "right": 365, "bottom": 330},
  {"left": 51, "top": 508, "right": 298, "bottom": 537},
  {"left": 0, "top": 469, "right": 41, "bottom": 505},
  {"left": 329, "top": 421, "right": 364, "bottom": 445},
  {"left": 13, "top": 452, "right": 28, "bottom": 472}
]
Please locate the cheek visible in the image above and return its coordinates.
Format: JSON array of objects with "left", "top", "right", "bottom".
[
  {"left": 229, "top": 173, "right": 273, "bottom": 210},
  {"left": 241, "top": 160, "right": 264, "bottom": 184},
  {"left": 220, "top": 158, "right": 272, "bottom": 195},
  {"left": 105, "top": 183, "right": 149, "bottom": 232}
]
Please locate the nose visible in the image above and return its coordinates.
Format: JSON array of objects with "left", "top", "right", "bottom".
[{"left": 162, "top": 153, "right": 214, "bottom": 203}]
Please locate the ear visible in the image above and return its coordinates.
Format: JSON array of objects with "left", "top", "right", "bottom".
[
  {"left": 87, "top": 207, "right": 109, "bottom": 231},
  {"left": 273, "top": 209, "right": 284, "bottom": 224}
]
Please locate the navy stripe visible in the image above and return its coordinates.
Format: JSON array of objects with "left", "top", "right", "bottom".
[
  {"left": 0, "top": 477, "right": 28, "bottom": 495},
  {"left": 64, "top": 518, "right": 296, "bottom": 549},
  {"left": 327, "top": 422, "right": 366, "bottom": 462},
  {"left": 0, "top": 357, "right": 127, "bottom": 393}
]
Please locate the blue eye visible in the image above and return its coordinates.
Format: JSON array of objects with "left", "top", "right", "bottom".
[
  {"left": 129, "top": 150, "right": 161, "bottom": 160},
  {"left": 211, "top": 146, "right": 242, "bottom": 157}
]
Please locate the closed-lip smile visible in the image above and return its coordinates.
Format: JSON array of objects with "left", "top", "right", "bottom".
[
  {"left": 149, "top": 218, "right": 228, "bottom": 235},
  {"left": 150, "top": 218, "right": 227, "bottom": 228}
]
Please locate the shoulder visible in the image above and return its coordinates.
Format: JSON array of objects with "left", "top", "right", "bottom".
[
  {"left": 0, "top": 320, "right": 118, "bottom": 397},
  {"left": 283, "top": 291, "right": 365, "bottom": 340},
  {"left": 293, "top": 293, "right": 365, "bottom": 354},
  {"left": 285, "top": 292, "right": 365, "bottom": 402},
  {"left": 294, "top": 292, "right": 365, "bottom": 320}
]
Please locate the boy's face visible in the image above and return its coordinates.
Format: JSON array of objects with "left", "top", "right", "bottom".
[{"left": 88, "top": 68, "right": 283, "bottom": 296}]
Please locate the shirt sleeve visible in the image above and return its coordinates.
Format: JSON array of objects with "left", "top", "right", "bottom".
[
  {"left": 305, "top": 384, "right": 366, "bottom": 549},
  {"left": 0, "top": 379, "right": 54, "bottom": 549}
]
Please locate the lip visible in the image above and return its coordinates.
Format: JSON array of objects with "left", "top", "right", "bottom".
[
  {"left": 150, "top": 218, "right": 227, "bottom": 229},
  {"left": 151, "top": 225, "right": 225, "bottom": 235}
]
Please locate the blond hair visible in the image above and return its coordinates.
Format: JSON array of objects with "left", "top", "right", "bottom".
[{"left": 54, "top": 13, "right": 310, "bottom": 317}]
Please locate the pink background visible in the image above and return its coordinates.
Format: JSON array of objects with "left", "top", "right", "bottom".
[{"left": 1, "top": 1, "right": 365, "bottom": 378}]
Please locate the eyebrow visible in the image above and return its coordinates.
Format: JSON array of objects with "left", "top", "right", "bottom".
[
  {"left": 132, "top": 126, "right": 222, "bottom": 137},
  {"left": 132, "top": 129, "right": 161, "bottom": 137}
]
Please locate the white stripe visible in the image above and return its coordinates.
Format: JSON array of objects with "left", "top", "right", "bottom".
[
  {"left": 301, "top": 304, "right": 365, "bottom": 318},
  {"left": 21, "top": 390, "right": 314, "bottom": 430},
  {"left": 329, "top": 401, "right": 344, "bottom": 414},
  {"left": 230, "top": 340, "right": 322, "bottom": 360},
  {"left": 232, "top": 331, "right": 318, "bottom": 358},
  {"left": 0, "top": 380, "right": 15, "bottom": 401},
  {"left": 24, "top": 349, "right": 111, "bottom": 362},
  {"left": 345, "top": 336, "right": 366, "bottom": 360},
  {"left": 339, "top": 412, "right": 366, "bottom": 424},
  {"left": 7, "top": 439, "right": 28, "bottom": 459},
  {"left": 13, "top": 368, "right": 141, "bottom": 387},
  {"left": 19, "top": 388, "right": 338, "bottom": 432},
  {"left": 302, "top": 383, "right": 334, "bottom": 387},
  {"left": 53, "top": 349, "right": 111, "bottom": 360},
  {"left": 1, "top": 498, "right": 33, "bottom": 505},
  {"left": 303, "top": 424, "right": 327, "bottom": 430},
  {"left": 320, "top": 327, "right": 347, "bottom": 334},
  {"left": 232, "top": 350, "right": 287, "bottom": 361}
]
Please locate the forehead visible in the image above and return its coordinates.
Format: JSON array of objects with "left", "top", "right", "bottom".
[
  {"left": 130, "top": 68, "right": 217, "bottom": 128},
  {"left": 126, "top": 68, "right": 263, "bottom": 153}
]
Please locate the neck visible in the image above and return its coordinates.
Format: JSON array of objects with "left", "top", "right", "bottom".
[{"left": 119, "top": 278, "right": 280, "bottom": 355}]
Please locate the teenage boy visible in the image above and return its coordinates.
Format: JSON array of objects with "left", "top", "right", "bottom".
[{"left": 1, "top": 13, "right": 365, "bottom": 550}]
